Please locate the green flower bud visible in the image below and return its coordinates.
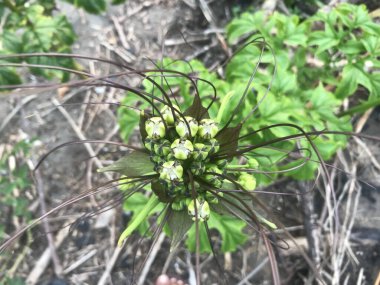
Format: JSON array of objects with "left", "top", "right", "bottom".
[
  {"left": 171, "top": 139, "right": 194, "bottom": 160},
  {"left": 159, "top": 179, "right": 185, "bottom": 197},
  {"left": 215, "top": 159, "right": 228, "bottom": 168},
  {"left": 248, "top": 158, "right": 259, "bottom": 169},
  {"left": 153, "top": 139, "right": 171, "bottom": 156},
  {"left": 144, "top": 137, "right": 155, "bottom": 151},
  {"left": 204, "top": 165, "right": 223, "bottom": 188},
  {"left": 171, "top": 198, "right": 188, "bottom": 211},
  {"left": 175, "top": 116, "right": 198, "bottom": 138},
  {"left": 171, "top": 201, "right": 184, "bottom": 211},
  {"left": 198, "top": 119, "right": 218, "bottom": 139},
  {"left": 161, "top": 105, "right": 180, "bottom": 125},
  {"left": 145, "top": 117, "right": 166, "bottom": 139},
  {"left": 203, "top": 138, "right": 220, "bottom": 155},
  {"left": 187, "top": 199, "right": 210, "bottom": 222},
  {"left": 160, "top": 161, "right": 183, "bottom": 181},
  {"left": 192, "top": 143, "right": 209, "bottom": 161},
  {"left": 238, "top": 173, "right": 256, "bottom": 191},
  {"left": 190, "top": 161, "right": 206, "bottom": 176},
  {"left": 205, "top": 191, "right": 223, "bottom": 204},
  {"left": 150, "top": 154, "right": 164, "bottom": 164}
]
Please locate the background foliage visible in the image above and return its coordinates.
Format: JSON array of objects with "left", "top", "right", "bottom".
[
  {"left": 0, "top": 0, "right": 127, "bottom": 84},
  {"left": 117, "top": 3, "right": 380, "bottom": 252}
]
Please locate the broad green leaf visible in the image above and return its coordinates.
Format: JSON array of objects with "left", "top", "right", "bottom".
[
  {"left": 335, "top": 64, "right": 359, "bottom": 98},
  {"left": 111, "top": 0, "right": 127, "bottom": 4},
  {"left": 0, "top": 68, "right": 22, "bottom": 86},
  {"left": 24, "top": 6, "right": 75, "bottom": 51},
  {"left": 166, "top": 209, "right": 193, "bottom": 252},
  {"left": 309, "top": 31, "right": 340, "bottom": 54},
  {"left": 186, "top": 212, "right": 247, "bottom": 253},
  {"left": 118, "top": 195, "right": 160, "bottom": 246},
  {"left": 226, "top": 11, "right": 266, "bottom": 44},
  {"left": 1, "top": 30, "right": 23, "bottom": 54},
  {"left": 185, "top": 222, "right": 210, "bottom": 253},
  {"left": 64, "top": 0, "right": 106, "bottom": 14},
  {"left": 339, "top": 40, "right": 364, "bottom": 55},
  {"left": 118, "top": 108, "right": 140, "bottom": 143},
  {"left": 270, "top": 66, "right": 297, "bottom": 95},
  {"left": 123, "top": 192, "right": 163, "bottom": 235},
  {"left": 98, "top": 151, "right": 154, "bottom": 177},
  {"left": 361, "top": 36, "right": 380, "bottom": 55},
  {"left": 336, "top": 62, "right": 380, "bottom": 99}
]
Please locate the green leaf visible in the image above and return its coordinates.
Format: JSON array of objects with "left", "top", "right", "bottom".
[
  {"left": 98, "top": 151, "right": 154, "bottom": 177},
  {"left": 1, "top": 30, "right": 23, "bottom": 54},
  {"left": 111, "top": 0, "right": 127, "bottom": 4},
  {"left": 118, "top": 195, "right": 160, "bottom": 246},
  {"left": 309, "top": 31, "right": 340, "bottom": 54},
  {"left": 185, "top": 222, "right": 210, "bottom": 253},
  {"left": 339, "top": 40, "right": 364, "bottom": 55},
  {"left": 336, "top": 63, "right": 380, "bottom": 99},
  {"left": 335, "top": 64, "right": 359, "bottom": 99},
  {"left": 361, "top": 36, "right": 380, "bottom": 55},
  {"left": 186, "top": 212, "right": 247, "bottom": 253},
  {"left": 118, "top": 108, "right": 139, "bottom": 142},
  {"left": 226, "top": 11, "right": 266, "bottom": 44},
  {"left": 0, "top": 68, "right": 22, "bottom": 86},
  {"left": 123, "top": 192, "right": 163, "bottom": 235},
  {"left": 166, "top": 209, "right": 193, "bottom": 252},
  {"left": 0, "top": 276, "right": 25, "bottom": 285},
  {"left": 64, "top": 0, "right": 106, "bottom": 14},
  {"left": 24, "top": 6, "right": 75, "bottom": 51},
  {"left": 270, "top": 66, "right": 298, "bottom": 94}
]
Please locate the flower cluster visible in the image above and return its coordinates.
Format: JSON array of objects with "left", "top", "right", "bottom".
[{"left": 143, "top": 105, "right": 228, "bottom": 221}]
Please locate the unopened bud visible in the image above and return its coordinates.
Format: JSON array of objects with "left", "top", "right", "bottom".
[
  {"left": 171, "top": 198, "right": 188, "bottom": 211},
  {"left": 205, "top": 191, "right": 223, "bottom": 204},
  {"left": 171, "top": 139, "right": 194, "bottom": 160},
  {"left": 144, "top": 137, "right": 154, "bottom": 151},
  {"left": 145, "top": 117, "right": 166, "bottom": 139},
  {"left": 248, "top": 158, "right": 259, "bottom": 169},
  {"left": 161, "top": 105, "right": 180, "bottom": 125},
  {"left": 203, "top": 138, "right": 220, "bottom": 155},
  {"left": 187, "top": 199, "right": 210, "bottom": 222},
  {"left": 153, "top": 139, "right": 171, "bottom": 156},
  {"left": 192, "top": 143, "right": 208, "bottom": 161},
  {"left": 198, "top": 119, "right": 218, "bottom": 139},
  {"left": 204, "top": 165, "right": 223, "bottom": 188},
  {"left": 215, "top": 159, "right": 228, "bottom": 168},
  {"left": 175, "top": 116, "right": 199, "bottom": 138},
  {"left": 238, "top": 173, "right": 256, "bottom": 191},
  {"left": 190, "top": 161, "right": 206, "bottom": 176},
  {"left": 159, "top": 161, "right": 183, "bottom": 181}
]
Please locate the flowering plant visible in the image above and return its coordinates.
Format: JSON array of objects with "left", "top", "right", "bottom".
[{"left": 1, "top": 34, "right": 377, "bottom": 284}]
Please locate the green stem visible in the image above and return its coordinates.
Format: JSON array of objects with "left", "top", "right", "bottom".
[
  {"left": 226, "top": 164, "right": 249, "bottom": 169},
  {"left": 117, "top": 195, "right": 160, "bottom": 246}
]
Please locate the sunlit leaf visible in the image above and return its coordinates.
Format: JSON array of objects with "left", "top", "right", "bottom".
[{"left": 98, "top": 151, "right": 154, "bottom": 177}]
